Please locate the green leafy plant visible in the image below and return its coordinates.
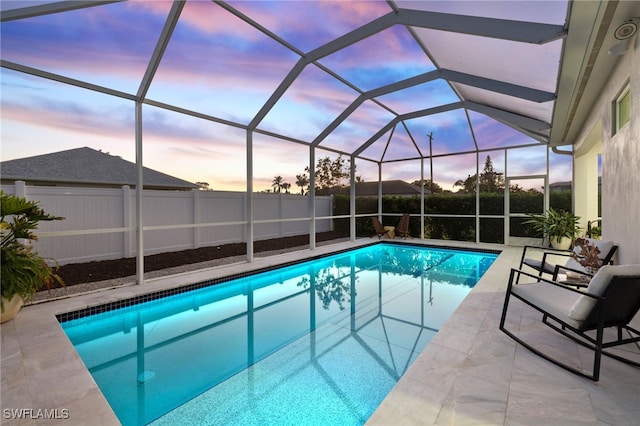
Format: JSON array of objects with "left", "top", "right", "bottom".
[
  {"left": 523, "top": 208, "right": 581, "bottom": 246},
  {"left": 588, "top": 225, "right": 602, "bottom": 239},
  {"left": 1, "top": 192, "right": 65, "bottom": 312}
]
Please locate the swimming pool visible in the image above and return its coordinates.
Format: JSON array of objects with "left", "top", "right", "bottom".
[{"left": 60, "top": 243, "right": 497, "bottom": 425}]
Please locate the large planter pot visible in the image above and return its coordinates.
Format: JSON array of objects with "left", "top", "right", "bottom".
[
  {"left": 1, "top": 295, "right": 25, "bottom": 323},
  {"left": 551, "top": 236, "right": 572, "bottom": 250}
]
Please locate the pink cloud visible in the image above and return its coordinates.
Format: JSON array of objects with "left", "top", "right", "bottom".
[
  {"left": 226, "top": 1, "right": 391, "bottom": 51},
  {"left": 1, "top": 98, "right": 133, "bottom": 140},
  {"left": 320, "top": 25, "right": 426, "bottom": 71},
  {"left": 176, "top": 1, "right": 271, "bottom": 41}
]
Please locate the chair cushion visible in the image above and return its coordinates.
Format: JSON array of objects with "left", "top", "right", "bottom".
[
  {"left": 511, "top": 282, "right": 583, "bottom": 329},
  {"left": 568, "top": 264, "right": 640, "bottom": 322},
  {"left": 573, "top": 238, "right": 614, "bottom": 261},
  {"left": 563, "top": 257, "right": 585, "bottom": 272},
  {"left": 590, "top": 239, "right": 615, "bottom": 260}
]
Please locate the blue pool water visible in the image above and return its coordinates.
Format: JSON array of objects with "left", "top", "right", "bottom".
[{"left": 60, "top": 243, "right": 497, "bottom": 425}]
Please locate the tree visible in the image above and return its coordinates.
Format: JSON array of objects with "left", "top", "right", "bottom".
[
  {"left": 412, "top": 179, "right": 443, "bottom": 193},
  {"left": 281, "top": 182, "right": 291, "bottom": 194},
  {"left": 509, "top": 183, "right": 525, "bottom": 193},
  {"left": 479, "top": 156, "right": 504, "bottom": 193},
  {"left": 195, "top": 181, "right": 211, "bottom": 190},
  {"left": 453, "top": 155, "right": 504, "bottom": 193},
  {"left": 295, "top": 174, "right": 309, "bottom": 195},
  {"left": 453, "top": 175, "right": 476, "bottom": 193},
  {"left": 305, "top": 155, "right": 353, "bottom": 193},
  {"left": 272, "top": 175, "right": 284, "bottom": 193},
  {"left": 331, "top": 156, "right": 351, "bottom": 187}
]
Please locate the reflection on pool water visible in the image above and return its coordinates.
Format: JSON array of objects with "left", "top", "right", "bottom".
[{"left": 60, "top": 243, "right": 498, "bottom": 425}]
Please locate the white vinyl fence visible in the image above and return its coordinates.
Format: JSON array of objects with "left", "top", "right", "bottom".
[{"left": 2, "top": 182, "right": 333, "bottom": 265}]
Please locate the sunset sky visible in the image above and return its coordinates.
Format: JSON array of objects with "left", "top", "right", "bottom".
[{"left": 0, "top": 0, "right": 572, "bottom": 192}]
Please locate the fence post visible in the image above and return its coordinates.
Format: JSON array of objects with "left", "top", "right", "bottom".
[
  {"left": 330, "top": 195, "right": 334, "bottom": 231},
  {"left": 122, "top": 185, "right": 132, "bottom": 258},
  {"left": 193, "top": 189, "right": 200, "bottom": 249},
  {"left": 279, "top": 192, "right": 284, "bottom": 238},
  {"left": 15, "top": 180, "right": 26, "bottom": 198}
]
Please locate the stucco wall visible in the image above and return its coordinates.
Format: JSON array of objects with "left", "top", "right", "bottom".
[
  {"left": 575, "top": 41, "right": 640, "bottom": 264},
  {"left": 573, "top": 136, "right": 600, "bottom": 231}
]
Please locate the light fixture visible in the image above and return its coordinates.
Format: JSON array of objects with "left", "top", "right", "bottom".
[
  {"left": 608, "top": 18, "right": 639, "bottom": 56},
  {"left": 614, "top": 19, "right": 638, "bottom": 40}
]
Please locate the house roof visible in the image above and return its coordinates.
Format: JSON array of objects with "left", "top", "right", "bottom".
[
  {"left": 0, "top": 147, "right": 199, "bottom": 190},
  {"left": 330, "top": 180, "right": 425, "bottom": 196}
]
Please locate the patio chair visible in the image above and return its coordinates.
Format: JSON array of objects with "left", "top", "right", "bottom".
[
  {"left": 396, "top": 213, "right": 410, "bottom": 239},
  {"left": 371, "top": 217, "right": 394, "bottom": 239},
  {"left": 499, "top": 265, "right": 640, "bottom": 381},
  {"left": 519, "top": 238, "right": 617, "bottom": 282}
]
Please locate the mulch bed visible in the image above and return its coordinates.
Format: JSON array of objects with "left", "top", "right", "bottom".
[{"left": 53, "top": 231, "right": 347, "bottom": 287}]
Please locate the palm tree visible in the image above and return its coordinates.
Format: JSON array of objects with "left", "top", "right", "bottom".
[
  {"left": 272, "top": 175, "right": 283, "bottom": 193},
  {"left": 295, "top": 174, "right": 309, "bottom": 195},
  {"left": 453, "top": 175, "right": 476, "bottom": 193},
  {"left": 281, "top": 182, "right": 291, "bottom": 194}
]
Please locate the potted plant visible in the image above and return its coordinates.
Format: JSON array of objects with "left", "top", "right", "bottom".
[
  {"left": 1, "top": 192, "right": 64, "bottom": 323},
  {"left": 524, "top": 208, "right": 581, "bottom": 250},
  {"left": 571, "top": 238, "right": 603, "bottom": 274}
]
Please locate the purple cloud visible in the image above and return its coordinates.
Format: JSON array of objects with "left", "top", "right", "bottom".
[
  {"left": 1, "top": 1, "right": 171, "bottom": 92},
  {"left": 320, "top": 26, "right": 435, "bottom": 91},
  {"left": 227, "top": 1, "right": 392, "bottom": 52}
]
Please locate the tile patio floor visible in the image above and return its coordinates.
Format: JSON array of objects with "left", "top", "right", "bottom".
[{"left": 2, "top": 240, "right": 639, "bottom": 425}]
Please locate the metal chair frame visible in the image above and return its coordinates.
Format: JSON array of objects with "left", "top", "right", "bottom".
[{"left": 500, "top": 268, "right": 640, "bottom": 381}]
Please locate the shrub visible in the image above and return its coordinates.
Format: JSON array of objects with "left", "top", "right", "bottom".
[
  {"left": 1, "top": 192, "right": 64, "bottom": 311},
  {"left": 332, "top": 191, "right": 573, "bottom": 242}
]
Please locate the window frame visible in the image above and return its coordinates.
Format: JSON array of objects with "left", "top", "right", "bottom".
[{"left": 613, "top": 80, "right": 631, "bottom": 134}]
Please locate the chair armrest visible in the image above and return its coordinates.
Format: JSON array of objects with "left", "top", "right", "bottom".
[
  {"left": 552, "top": 264, "right": 594, "bottom": 281},
  {"left": 540, "top": 250, "right": 572, "bottom": 266},
  {"left": 508, "top": 268, "right": 590, "bottom": 296},
  {"left": 519, "top": 245, "right": 572, "bottom": 268},
  {"left": 521, "top": 245, "right": 572, "bottom": 255}
]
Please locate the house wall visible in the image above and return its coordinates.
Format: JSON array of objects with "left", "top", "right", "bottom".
[
  {"left": 1, "top": 183, "right": 333, "bottom": 265},
  {"left": 573, "top": 126, "right": 601, "bottom": 231},
  {"left": 573, "top": 39, "right": 640, "bottom": 264}
]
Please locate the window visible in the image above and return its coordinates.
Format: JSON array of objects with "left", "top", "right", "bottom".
[{"left": 614, "top": 81, "right": 631, "bottom": 133}]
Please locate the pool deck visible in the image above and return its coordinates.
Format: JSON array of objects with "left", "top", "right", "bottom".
[{"left": 2, "top": 239, "right": 639, "bottom": 425}]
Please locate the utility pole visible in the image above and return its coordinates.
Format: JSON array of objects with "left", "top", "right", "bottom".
[{"left": 428, "top": 132, "right": 434, "bottom": 194}]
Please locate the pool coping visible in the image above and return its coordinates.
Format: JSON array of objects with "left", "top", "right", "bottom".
[{"left": 55, "top": 239, "right": 500, "bottom": 323}]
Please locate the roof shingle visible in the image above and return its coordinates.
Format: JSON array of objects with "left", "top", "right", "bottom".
[{"left": 0, "top": 147, "right": 199, "bottom": 190}]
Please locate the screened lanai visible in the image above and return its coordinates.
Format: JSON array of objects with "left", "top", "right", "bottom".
[{"left": 1, "top": 0, "right": 596, "bottom": 284}]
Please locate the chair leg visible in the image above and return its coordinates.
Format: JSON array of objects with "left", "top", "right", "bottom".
[
  {"left": 501, "top": 286, "right": 603, "bottom": 381},
  {"left": 502, "top": 316, "right": 602, "bottom": 381},
  {"left": 499, "top": 269, "right": 516, "bottom": 329},
  {"left": 517, "top": 249, "right": 528, "bottom": 283},
  {"left": 593, "top": 322, "right": 604, "bottom": 382},
  {"left": 544, "top": 317, "right": 640, "bottom": 370}
]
